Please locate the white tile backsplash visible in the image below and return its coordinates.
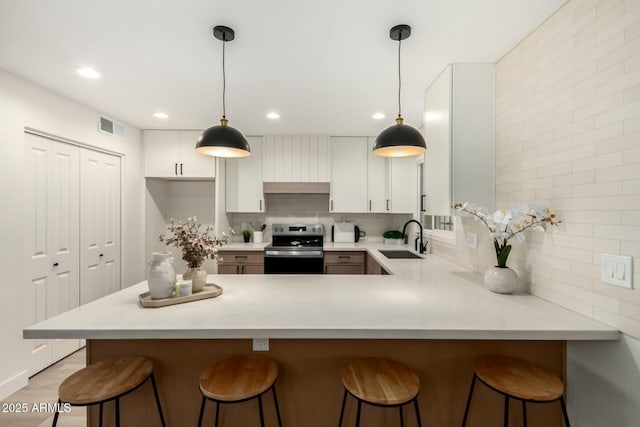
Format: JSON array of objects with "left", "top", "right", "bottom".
[
  {"left": 228, "top": 194, "right": 411, "bottom": 242},
  {"left": 434, "top": 0, "right": 640, "bottom": 339}
]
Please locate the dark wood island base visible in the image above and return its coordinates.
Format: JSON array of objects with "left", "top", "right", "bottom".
[{"left": 87, "top": 339, "right": 565, "bottom": 427}]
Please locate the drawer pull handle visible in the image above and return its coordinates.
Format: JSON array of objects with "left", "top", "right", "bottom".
[{"left": 235, "top": 255, "right": 247, "bottom": 259}]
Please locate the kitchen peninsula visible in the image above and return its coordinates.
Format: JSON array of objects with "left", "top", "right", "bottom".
[{"left": 24, "top": 244, "right": 618, "bottom": 427}]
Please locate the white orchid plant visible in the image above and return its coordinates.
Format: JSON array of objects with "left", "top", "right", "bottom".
[{"left": 453, "top": 202, "right": 561, "bottom": 268}]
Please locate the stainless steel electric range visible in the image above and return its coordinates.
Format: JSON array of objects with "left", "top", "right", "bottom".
[{"left": 264, "top": 223, "right": 325, "bottom": 274}]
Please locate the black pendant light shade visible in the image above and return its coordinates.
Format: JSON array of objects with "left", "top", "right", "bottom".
[
  {"left": 373, "top": 117, "right": 426, "bottom": 157},
  {"left": 373, "top": 24, "right": 426, "bottom": 157},
  {"left": 196, "top": 25, "right": 251, "bottom": 158}
]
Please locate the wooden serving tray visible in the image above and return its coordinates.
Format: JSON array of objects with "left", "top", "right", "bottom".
[{"left": 139, "top": 284, "right": 223, "bottom": 308}]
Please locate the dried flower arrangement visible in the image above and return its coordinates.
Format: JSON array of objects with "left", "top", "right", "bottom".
[{"left": 159, "top": 217, "right": 229, "bottom": 268}]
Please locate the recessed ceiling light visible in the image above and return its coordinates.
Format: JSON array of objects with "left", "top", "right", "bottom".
[
  {"left": 76, "top": 67, "right": 101, "bottom": 79},
  {"left": 266, "top": 112, "right": 280, "bottom": 119},
  {"left": 372, "top": 113, "right": 386, "bottom": 119},
  {"left": 153, "top": 112, "right": 169, "bottom": 119}
]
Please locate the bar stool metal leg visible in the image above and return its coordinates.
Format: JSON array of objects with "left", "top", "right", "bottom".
[
  {"left": 99, "top": 401, "right": 103, "bottom": 427},
  {"left": 560, "top": 397, "right": 571, "bottom": 427},
  {"left": 522, "top": 401, "right": 527, "bottom": 427},
  {"left": 338, "top": 389, "right": 347, "bottom": 427},
  {"left": 149, "top": 373, "right": 167, "bottom": 427},
  {"left": 258, "top": 394, "right": 265, "bottom": 427},
  {"left": 197, "top": 396, "right": 206, "bottom": 427},
  {"left": 503, "top": 396, "right": 509, "bottom": 427},
  {"left": 461, "top": 374, "right": 477, "bottom": 426},
  {"left": 51, "top": 399, "right": 62, "bottom": 427},
  {"left": 215, "top": 401, "right": 220, "bottom": 427},
  {"left": 272, "top": 386, "right": 283, "bottom": 427},
  {"left": 355, "top": 399, "right": 362, "bottom": 427},
  {"left": 399, "top": 406, "right": 404, "bottom": 427},
  {"left": 413, "top": 398, "right": 423, "bottom": 427}
]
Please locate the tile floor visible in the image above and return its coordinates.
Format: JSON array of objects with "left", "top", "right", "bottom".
[{"left": 0, "top": 349, "right": 86, "bottom": 427}]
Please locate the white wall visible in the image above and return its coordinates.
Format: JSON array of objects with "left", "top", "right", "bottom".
[
  {"left": 430, "top": 0, "right": 640, "bottom": 424},
  {"left": 0, "top": 68, "right": 146, "bottom": 398}
]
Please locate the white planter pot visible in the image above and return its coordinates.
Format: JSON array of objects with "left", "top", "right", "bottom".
[
  {"left": 384, "top": 238, "right": 404, "bottom": 245},
  {"left": 184, "top": 266, "right": 207, "bottom": 293},
  {"left": 484, "top": 266, "right": 519, "bottom": 294},
  {"left": 147, "top": 251, "right": 176, "bottom": 299}
]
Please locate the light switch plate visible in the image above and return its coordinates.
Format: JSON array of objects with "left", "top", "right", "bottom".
[
  {"left": 252, "top": 338, "right": 269, "bottom": 351},
  {"left": 601, "top": 254, "right": 633, "bottom": 289}
]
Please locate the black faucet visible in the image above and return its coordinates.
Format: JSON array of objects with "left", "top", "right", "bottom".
[{"left": 402, "top": 219, "right": 428, "bottom": 254}]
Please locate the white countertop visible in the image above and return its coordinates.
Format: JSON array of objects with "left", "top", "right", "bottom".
[{"left": 24, "top": 243, "right": 619, "bottom": 341}]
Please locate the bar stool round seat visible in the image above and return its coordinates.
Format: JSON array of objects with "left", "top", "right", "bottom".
[
  {"left": 52, "top": 356, "right": 166, "bottom": 427},
  {"left": 198, "top": 354, "right": 283, "bottom": 427},
  {"left": 339, "top": 357, "right": 422, "bottom": 426},
  {"left": 462, "top": 354, "right": 570, "bottom": 426}
]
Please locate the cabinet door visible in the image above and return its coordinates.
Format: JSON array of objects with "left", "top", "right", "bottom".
[
  {"left": 367, "top": 137, "right": 390, "bottom": 212},
  {"left": 80, "top": 150, "right": 121, "bottom": 305},
  {"left": 24, "top": 134, "right": 81, "bottom": 375},
  {"left": 424, "top": 65, "right": 452, "bottom": 216},
  {"left": 241, "top": 264, "right": 264, "bottom": 274},
  {"left": 218, "top": 264, "right": 240, "bottom": 274},
  {"left": 263, "top": 135, "right": 330, "bottom": 183},
  {"left": 144, "top": 130, "right": 180, "bottom": 178},
  {"left": 325, "top": 264, "right": 365, "bottom": 274},
  {"left": 178, "top": 130, "right": 215, "bottom": 178},
  {"left": 390, "top": 157, "right": 417, "bottom": 214},
  {"left": 226, "top": 136, "right": 264, "bottom": 212},
  {"left": 330, "top": 137, "right": 368, "bottom": 213}
]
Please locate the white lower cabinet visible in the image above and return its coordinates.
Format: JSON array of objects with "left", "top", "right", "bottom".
[
  {"left": 24, "top": 132, "right": 121, "bottom": 376},
  {"left": 226, "top": 136, "right": 265, "bottom": 212}
]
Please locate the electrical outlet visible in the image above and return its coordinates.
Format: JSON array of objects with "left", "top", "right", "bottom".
[
  {"left": 252, "top": 338, "right": 269, "bottom": 352},
  {"left": 466, "top": 232, "right": 478, "bottom": 249},
  {"left": 601, "top": 254, "right": 633, "bottom": 289}
]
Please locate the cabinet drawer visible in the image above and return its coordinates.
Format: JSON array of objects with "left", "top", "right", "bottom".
[
  {"left": 324, "top": 251, "right": 365, "bottom": 265},
  {"left": 325, "top": 264, "right": 365, "bottom": 275},
  {"left": 218, "top": 251, "right": 264, "bottom": 264}
]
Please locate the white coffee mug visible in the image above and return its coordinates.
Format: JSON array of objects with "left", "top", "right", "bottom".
[{"left": 253, "top": 231, "right": 263, "bottom": 243}]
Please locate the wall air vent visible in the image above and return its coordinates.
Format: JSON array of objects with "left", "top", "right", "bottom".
[{"left": 98, "top": 115, "right": 125, "bottom": 138}]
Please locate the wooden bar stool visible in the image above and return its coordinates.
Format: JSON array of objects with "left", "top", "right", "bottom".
[
  {"left": 461, "top": 355, "right": 570, "bottom": 427},
  {"left": 198, "top": 354, "right": 283, "bottom": 427},
  {"left": 338, "top": 357, "right": 423, "bottom": 427},
  {"left": 52, "top": 355, "right": 166, "bottom": 427}
]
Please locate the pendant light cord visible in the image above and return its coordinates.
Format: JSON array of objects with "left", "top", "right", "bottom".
[
  {"left": 222, "top": 34, "right": 227, "bottom": 119},
  {"left": 398, "top": 35, "right": 402, "bottom": 118}
]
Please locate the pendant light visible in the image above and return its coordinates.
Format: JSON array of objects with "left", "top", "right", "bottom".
[
  {"left": 373, "top": 24, "right": 426, "bottom": 157},
  {"left": 196, "top": 25, "right": 251, "bottom": 157}
]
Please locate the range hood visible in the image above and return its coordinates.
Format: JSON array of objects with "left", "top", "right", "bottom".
[{"left": 263, "top": 182, "right": 330, "bottom": 194}]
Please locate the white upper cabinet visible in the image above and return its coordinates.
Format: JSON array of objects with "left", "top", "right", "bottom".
[
  {"left": 143, "top": 130, "right": 216, "bottom": 179},
  {"left": 263, "top": 135, "right": 330, "bottom": 182},
  {"left": 423, "top": 64, "right": 495, "bottom": 215},
  {"left": 330, "top": 137, "right": 368, "bottom": 213},
  {"left": 226, "top": 136, "right": 265, "bottom": 213},
  {"left": 389, "top": 156, "right": 417, "bottom": 214},
  {"left": 367, "top": 137, "right": 389, "bottom": 213}
]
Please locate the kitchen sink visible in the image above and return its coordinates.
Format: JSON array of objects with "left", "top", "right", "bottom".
[{"left": 378, "top": 250, "right": 423, "bottom": 259}]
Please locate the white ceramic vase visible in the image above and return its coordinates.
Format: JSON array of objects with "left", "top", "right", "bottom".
[
  {"left": 484, "top": 266, "right": 519, "bottom": 294},
  {"left": 147, "top": 251, "right": 176, "bottom": 299},
  {"left": 183, "top": 266, "right": 207, "bottom": 293}
]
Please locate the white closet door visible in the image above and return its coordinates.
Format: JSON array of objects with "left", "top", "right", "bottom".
[
  {"left": 80, "top": 150, "right": 121, "bottom": 305},
  {"left": 24, "top": 134, "right": 80, "bottom": 375}
]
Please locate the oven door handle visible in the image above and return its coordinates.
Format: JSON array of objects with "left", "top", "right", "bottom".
[{"left": 265, "top": 250, "right": 324, "bottom": 258}]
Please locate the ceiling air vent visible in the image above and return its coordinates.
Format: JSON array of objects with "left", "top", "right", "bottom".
[{"left": 98, "top": 115, "right": 125, "bottom": 138}]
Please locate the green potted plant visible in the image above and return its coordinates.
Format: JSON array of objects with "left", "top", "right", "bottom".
[
  {"left": 242, "top": 229, "right": 252, "bottom": 243},
  {"left": 383, "top": 230, "right": 404, "bottom": 245}
]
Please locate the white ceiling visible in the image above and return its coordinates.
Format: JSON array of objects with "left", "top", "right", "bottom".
[{"left": 0, "top": 0, "right": 565, "bottom": 135}]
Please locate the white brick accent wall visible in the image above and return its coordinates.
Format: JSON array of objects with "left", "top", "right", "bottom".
[{"left": 434, "top": 0, "right": 640, "bottom": 339}]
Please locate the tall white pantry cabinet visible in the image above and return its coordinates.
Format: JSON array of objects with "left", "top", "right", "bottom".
[{"left": 24, "top": 132, "right": 121, "bottom": 376}]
